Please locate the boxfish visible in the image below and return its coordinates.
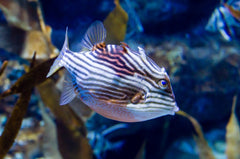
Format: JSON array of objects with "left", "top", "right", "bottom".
[{"left": 47, "top": 21, "right": 179, "bottom": 122}]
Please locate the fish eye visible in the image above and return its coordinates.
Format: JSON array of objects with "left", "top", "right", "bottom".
[{"left": 158, "top": 79, "right": 168, "bottom": 90}]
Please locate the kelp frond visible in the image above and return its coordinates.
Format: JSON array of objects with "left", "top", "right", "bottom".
[
  {"left": 0, "top": 53, "right": 36, "bottom": 159},
  {"left": 0, "top": 61, "right": 8, "bottom": 77},
  {"left": 0, "top": 58, "right": 55, "bottom": 99},
  {"left": 177, "top": 110, "right": 215, "bottom": 159},
  {"left": 104, "top": 0, "right": 128, "bottom": 44},
  {"left": 226, "top": 95, "right": 240, "bottom": 159}
]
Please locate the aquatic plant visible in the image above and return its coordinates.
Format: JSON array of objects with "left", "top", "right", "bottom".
[
  {"left": 177, "top": 110, "right": 215, "bottom": 159},
  {"left": 0, "top": 53, "right": 35, "bottom": 158},
  {"left": 0, "top": 61, "right": 8, "bottom": 76},
  {"left": 104, "top": 0, "right": 128, "bottom": 44},
  {"left": 226, "top": 95, "right": 240, "bottom": 159},
  {"left": 177, "top": 95, "right": 240, "bottom": 159}
]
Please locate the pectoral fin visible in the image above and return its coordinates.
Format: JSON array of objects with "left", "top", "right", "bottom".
[{"left": 60, "top": 73, "right": 77, "bottom": 105}]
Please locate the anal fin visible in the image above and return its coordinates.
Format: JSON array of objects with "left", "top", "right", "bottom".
[{"left": 60, "top": 72, "right": 77, "bottom": 105}]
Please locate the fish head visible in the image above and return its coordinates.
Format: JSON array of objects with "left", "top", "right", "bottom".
[
  {"left": 121, "top": 47, "right": 179, "bottom": 121},
  {"left": 124, "top": 73, "right": 178, "bottom": 121}
]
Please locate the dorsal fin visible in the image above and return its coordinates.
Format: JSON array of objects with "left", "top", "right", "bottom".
[
  {"left": 138, "top": 46, "right": 146, "bottom": 57},
  {"left": 80, "top": 21, "right": 107, "bottom": 51}
]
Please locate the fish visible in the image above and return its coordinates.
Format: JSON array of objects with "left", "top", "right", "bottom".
[
  {"left": 46, "top": 21, "right": 179, "bottom": 122},
  {"left": 224, "top": 3, "right": 240, "bottom": 21},
  {"left": 205, "top": 0, "right": 240, "bottom": 41}
]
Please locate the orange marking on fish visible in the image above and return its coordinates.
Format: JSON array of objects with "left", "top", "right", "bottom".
[
  {"left": 120, "top": 42, "right": 130, "bottom": 53},
  {"left": 92, "top": 42, "right": 106, "bottom": 51},
  {"left": 131, "top": 91, "right": 144, "bottom": 104},
  {"left": 121, "top": 42, "right": 130, "bottom": 48},
  {"left": 121, "top": 46, "right": 128, "bottom": 53}
]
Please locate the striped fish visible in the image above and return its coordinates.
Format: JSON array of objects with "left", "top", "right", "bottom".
[
  {"left": 206, "top": 1, "right": 240, "bottom": 41},
  {"left": 47, "top": 21, "right": 179, "bottom": 122}
]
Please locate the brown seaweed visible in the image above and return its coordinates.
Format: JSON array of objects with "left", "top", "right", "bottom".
[
  {"left": 0, "top": 89, "right": 32, "bottom": 159},
  {"left": 104, "top": 0, "right": 128, "bottom": 44},
  {"left": 177, "top": 110, "right": 215, "bottom": 159},
  {"left": 0, "top": 54, "right": 36, "bottom": 159},
  {"left": 0, "top": 61, "right": 8, "bottom": 77},
  {"left": 0, "top": 0, "right": 40, "bottom": 30},
  {"left": 226, "top": 95, "right": 240, "bottom": 159},
  {"left": 21, "top": 0, "right": 58, "bottom": 60},
  {"left": 0, "top": 57, "right": 55, "bottom": 99},
  {"left": 0, "top": 57, "right": 92, "bottom": 158},
  {"left": 37, "top": 79, "right": 93, "bottom": 159},
  {"left": 175, "top": 84, "right": 240, "bottom": 159},
  {"left": 0, "top": 0, "right": 58, "bottom": 59},
  {"left": 38, "top": 101, "right": 63, "bottom": 159}
]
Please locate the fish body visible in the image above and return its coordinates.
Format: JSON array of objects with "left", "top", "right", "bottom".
[{"left": 47, "top": 21, "right": 178, "bottom": 122}]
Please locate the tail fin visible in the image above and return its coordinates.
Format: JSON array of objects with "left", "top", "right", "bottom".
[{"left": 46, "top": 28, "right": 69, "bottom": 78}]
